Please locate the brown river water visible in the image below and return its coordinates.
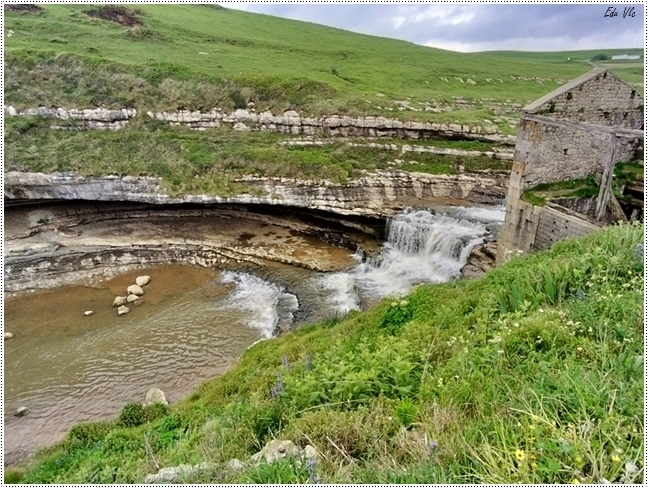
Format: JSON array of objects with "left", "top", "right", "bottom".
[{"left": 3, "top": 265, "right": 278, "bottom": 465}]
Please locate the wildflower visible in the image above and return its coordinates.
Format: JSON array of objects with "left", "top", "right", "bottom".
[
  {"left": 497, "top": 349, "right": 504, "bottom": 354},
  {"left": 611, "top": 455, "right": 621, "bottom": 463},
  {"left": 399, "top": 300, "right": 408, "bottom": 306},
  {"left": 570, "top": 478, "right": 580, "bottom": 484},
  {"left": 515, "top": 449, "right": 526, "bottom": 461},
  {"left": 391, "top": 302, "right": 398, "bottom": 307},
  {"left": 531, "top": 462, "right": 538, "bottom": 469},
  {"left": 576, "top": 347, "right": 583, "bottom": 352},
  {"left": 575, "top": 455, "right": 583, "bottom": 465},
  {"left": 427, "top": 440, "right": 438, "bottom": 455},
  {"left": 305, "top": 458, "right": 322, "bottom": 484},
  {"left": 539, "top": 308, "right": 544, "bottom": 313},
  {"left": 529, "top": 424, "right": 536, "bottom": 431}
]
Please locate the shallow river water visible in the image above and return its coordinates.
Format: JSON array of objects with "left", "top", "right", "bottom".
[{"left": 3, "top": 205, "right": 504, "bottom": 465}]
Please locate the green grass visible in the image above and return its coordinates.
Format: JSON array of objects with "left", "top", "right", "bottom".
[
  {"left": 11, "top": 222, "right": 644, "bottom": 484},
  {"left": 4, "top": 116, "right": 511, "bottom": 194},
  {"left": 4, "top": 4, "right": 643, "bottom": 121},
  {"left": 522, "top": 163, "right": 644, "bottom": 206},
  {"left": 522, "top": 176, "right": 600, "bottom": 206}
]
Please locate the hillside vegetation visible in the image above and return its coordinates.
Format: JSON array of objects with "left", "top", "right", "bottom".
[
  {"left": 7, "top": 223, "right": 644, "bottom": 484},
  {"left": 4, "top": 4, "right": 643, "bottom": 119}
]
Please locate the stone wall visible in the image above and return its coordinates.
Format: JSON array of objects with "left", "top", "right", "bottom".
[
  {"left": 533, "top": 205, "right": 600, "bottom": 250},
  {"left": 496, "top": 198, "right": 600, "bottom": 263},
  {"left": 514, "top": 116, "right": 640, "bottom": 187},
  {"left": 526, "top": 69, "right": 642, "bottom": 128}
]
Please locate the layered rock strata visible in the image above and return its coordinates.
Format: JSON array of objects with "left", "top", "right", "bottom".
[
  {"left": 4, "top": 105, "right": 516, "bottom": 144},
  {"left": 5, "top": 170, "right": 508, "bottom": 217}
]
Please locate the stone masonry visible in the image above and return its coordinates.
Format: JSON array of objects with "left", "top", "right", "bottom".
[{"left": 497, "top": 68, "right": 644, "bottom": 264}]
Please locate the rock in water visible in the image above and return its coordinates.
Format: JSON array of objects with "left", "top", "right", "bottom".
[
  {"left": 84, "top": 310, "right": 94, "bottom": 316},
  {"left": 145, "top": 387, "right": 168, "bottom": 406},
  {"left": 112, "top": 296, "right": 128, "bottom": 307},
  {"left": 5, "top": 332, "right": 14, "bottom": 340},
  {"left": 117, "top": 305, "right": 130, "bottom": 316},
  {"left": 127, "top": 284, "right": 144, "bottom": 296},
  {"left": 126, "top": 294, "right": 140, "bottom": 303},
  {"left": 15, "top": 407, "right": 29, "bottom": 417},
  {"left": 136, "top": 275, "right": 151, "bottom": 287}
]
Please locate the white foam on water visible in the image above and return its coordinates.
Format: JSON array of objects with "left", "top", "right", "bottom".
[
  {"left": 220, "top": 271, "right": 299, "bottom": 338},
  {"left": 319, "top": 207, "right": 493, "bottom": 312},
  {"left": 453, "top": 204, "right": 506, "bottom": 223}
]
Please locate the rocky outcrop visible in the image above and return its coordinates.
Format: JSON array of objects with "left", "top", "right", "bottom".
[
  {"left": 4, "top": 106, "right": 136, "bottom": 130},
  {"left": 461, "top": 239, "right": 498, "bottom": 279},
  {"left": 147, "top": 108, "right": 516, "bottom": 144},
  {"left": 4, "top": 171, "right": 507, "bottom": 218},
  {"left": 4, "top": 105, "right": 516, "bottom": 144}
]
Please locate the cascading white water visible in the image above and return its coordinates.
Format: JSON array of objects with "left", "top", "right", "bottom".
[
  {"left": 320, "top": 206, "right": 505, "bottom": 313},
  {"left": 220, "top": 271, "right": 300, "bottom": 338}
]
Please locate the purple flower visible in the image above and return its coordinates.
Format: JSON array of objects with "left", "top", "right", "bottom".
[
  {"left": 305, "top": 458, "right": 321, "bottom": 483},
  {"left": 427, "top": 440, "right": 438, "bottom": 455}
]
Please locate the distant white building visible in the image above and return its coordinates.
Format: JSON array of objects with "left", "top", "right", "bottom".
[{"left": 611, "top": 54, "right": 641, "bottom": 61}]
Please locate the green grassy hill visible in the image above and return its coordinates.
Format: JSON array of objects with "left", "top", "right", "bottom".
[
  {"left": 7, "top": 223, "right": 644, "bottom": 484},
  {"left": 5, "top": 4, "right": 643, "bottom": 117}
]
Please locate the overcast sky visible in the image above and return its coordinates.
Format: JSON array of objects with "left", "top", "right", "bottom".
[{"left": 222, "top": 3, "right": 644, "bottom": 52}]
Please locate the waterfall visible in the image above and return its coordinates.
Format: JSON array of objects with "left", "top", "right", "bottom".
[
  {"left": 320, "top": 206, "right": 504, "bottom": 313},
  {"left": 220, "top": 271, "right": 299, "bottom": 338}
]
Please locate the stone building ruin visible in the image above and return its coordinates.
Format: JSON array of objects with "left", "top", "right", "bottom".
[{"left": 497, "top": 68, "right": 644, "bottom": 264}]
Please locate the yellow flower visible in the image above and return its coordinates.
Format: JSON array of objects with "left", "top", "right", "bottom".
[
  {"left": 529, "top": 424, "right": 536, "bottom": 431},
  {"left": 515, "top": 449, "right": 526, "bottom": 461},
  {"left": 575, "top": 455, "right": 583, "bottom": 465},
  {"left": 531, "top": 462, "right": 538, "bottom": 469},
  {"left": 611, "top": 455, "right": 621, "bottom": 463},
  {"left": 570, "top": 478, "right": 580, "bottom": 484}
]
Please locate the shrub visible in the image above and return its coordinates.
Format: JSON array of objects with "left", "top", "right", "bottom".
[
  {"left": 394, "top": 398, "right": 419, "bottom": 428},
  {"left": 142, "top": 402, "right": 170, "bottom": 423},
  {"left": 379, "top": 300, "right": 414, "bottom": 334},
  {"left": 118, "top": 401, "right": 145, "bottom": 427},
  {"left": 67, "top": 421, "right": 113, "bottom": 447}
]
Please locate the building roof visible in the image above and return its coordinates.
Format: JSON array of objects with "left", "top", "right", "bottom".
[{"left": 522, "top": 68, "right": 634, "bottom": 113}]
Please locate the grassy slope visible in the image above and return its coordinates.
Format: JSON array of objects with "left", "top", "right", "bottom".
[
  {"left": 8, "top": 223, "right": 644, "bottom": 484},
  {"left": 4, "top": 117, "right": 511, "bottom": 195},
  {"left": 5, "top": 4, "right": 643, "bottom": 116}
]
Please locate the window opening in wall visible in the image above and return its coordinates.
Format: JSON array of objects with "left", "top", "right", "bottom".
[
  {"left": 630, "top": 90, "right": 636, "bottom": 99},
  {"left": 566, "top": 92, "right": 573, "bottom": 100},
  {"left": 563, "top": 149, "right": 568, "bottom": 155},
  {"left": 623, "top": 112, "right": 628, "bottom": 120},
  {"left": 603, "top": 72, "right": 607, "bottom": 79}
]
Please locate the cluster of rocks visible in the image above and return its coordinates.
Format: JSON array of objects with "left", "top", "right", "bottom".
[
  {"left": 461, "top": 239, "right": 498, "bottom": 280},
  {"left": 143, "top": 439, "right": 319, "bottom": 483},
  {"left": 112, "top": 275, "right": 150, "bottom": 316}
]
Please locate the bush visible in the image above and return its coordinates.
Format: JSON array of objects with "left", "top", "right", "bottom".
[
  {"left": 379, "top": 300, "right": 414, "bottom": 334},
  {"left": 67, "top": 421, "right": 114, "bottom": 447},
  {"left": 591, "top": 54, "right": 609, "bottom": 61},
  {"left": 143, "top": 402, "right": 170, "bottom": 423},
  {"left": 118, "top": 402, "right": 145, "bottom": 428}
]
